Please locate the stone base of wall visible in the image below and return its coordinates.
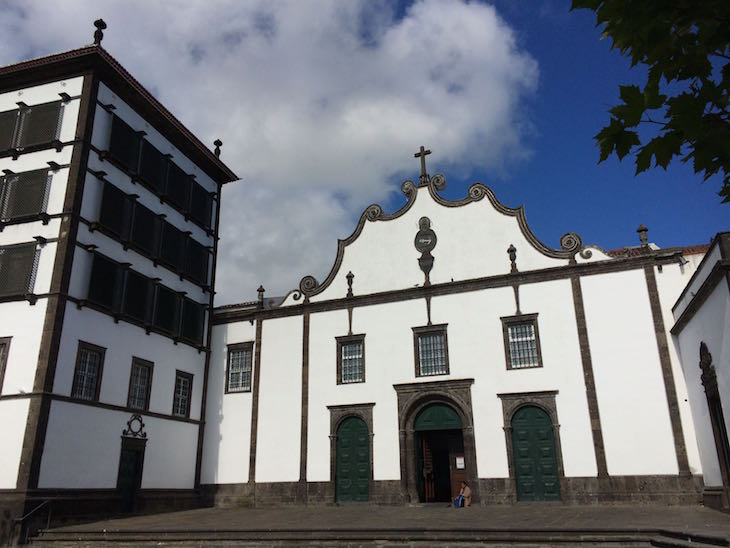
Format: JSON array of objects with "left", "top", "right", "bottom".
[
  {"left": 702, "top": 486, "right": 730, "bottom": 512},
  {"left": 201, "top": 480, "right": 405, "bottom": 507},
  {"left": 0, "top": 488, "right": 204, "bottom": 544},
  {"left": 202, "top": 475, "right": 702, "bottom": 508},
  {"left": 478, "top": 475, "right": 703, "bottom": 506}
]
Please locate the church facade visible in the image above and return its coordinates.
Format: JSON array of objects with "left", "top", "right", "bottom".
[{"left": 0, "top": 23, "right": 728, "bottom": 545}]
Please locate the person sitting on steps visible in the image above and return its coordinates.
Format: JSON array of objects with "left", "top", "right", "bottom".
[{"left": 452, "top": 481, "right": 471, "bottom": 508}]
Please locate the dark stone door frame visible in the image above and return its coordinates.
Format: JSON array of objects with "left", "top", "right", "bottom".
[
  {"left": 393, "top": 378, "right": 477, "bottom": 504},
  {"left": 498, "top": 390, "right": 566, "bottom": 502}
]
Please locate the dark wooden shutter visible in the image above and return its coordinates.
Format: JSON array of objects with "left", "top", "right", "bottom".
[
  {"left": 189, "top": 182, "right": 212, "bottom": 228},
  {"left": 0, "top": 109, "right": 18, "bottom": 150},
  {"left": 0, "top": 243, "right": 37, "bottom": 296},
  {"left": 122, "top": 270, "right": 151, "bottom": 322},
  {"left": 153, "top": 285, "right": 179, "bottom": 333},
  {"left": 0, "top": 169, "right": 50, "bottom": 220},
  {"left": 158, "top": 223, "right": 185, "bottom": 271},
  {"left": 109, "top": 115, "right": 141, "bottom": 173},
  {"left": 87, "top": 254, "right": 119, "bottom": 309},
  {"left": 129, "top": 203, "right": 159, "bottom": 257},
  {"left": 185, "top": 238, "right": 209, "bottom": 285},
  {"left": 138, "top": 140, "right": 167, "bottom": 193},
  {"left": 99, "top": 182, "right": 130, "bottom": 238},
  {"left": 180, "top": 298, "right": 204, "bottom": 344},
  {"left": 164, "top": 163, "right": 191, "bottom": 210},
  {"left": 16, "top": 101, "right": 62, "bottom": 148}
]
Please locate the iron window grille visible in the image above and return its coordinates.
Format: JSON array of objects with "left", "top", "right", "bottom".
[
  {"left": 105, "top": 113, "right": 215, "bottom": 232},
  {"left": 336, "top": 335, "right": 365, "bottom": 384},
  {"left": 121, "top": 270, "right": 152, "bottom": 322},
  {"left": 127, "top": 358, "right": 153, "bottom": 410},
  {"left": 0, "top": 169, "right": 51, "bottom": 221},
  {"left": 153, "top": 284, "right": 181, "bottom": 334},
  {"left": 501, "top": 314, "right": 543, "bottom": 370},
  {"left": 180, "top": 298, "right": 205, "bottom": 345},
  {"left": 172, "top": 370, "right": 193, "bottom": 418},
  {"left": 0, "top": 243, "right": 39, "bottom": 297},
  {"left": 226, "top": 342, "right": 253, "bottom": 393},
  {"left": 71, "top": 341, "right": 105, "bottom": 401},
  {"left": 0, "top": 337, "right": 10, "bottom": 392},
  {"left": 413, "top": 325, "right": 449, "bottom": 377},
  {"left": 0, "top": 101, "right": 63, "bottom": 152}
]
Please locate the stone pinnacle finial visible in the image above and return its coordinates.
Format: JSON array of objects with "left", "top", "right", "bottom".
[
  {"left": 637, "top": 224, "right": 648, "bottom": 247},
  {"left": 257, "top": 285, "right": 265, "bottom": 308},
  {"left": 93, "top": 19, "right": 107, "bottom": 46},
  {"left": 214, "top": 139, "right": 222, "bottom": 158}
]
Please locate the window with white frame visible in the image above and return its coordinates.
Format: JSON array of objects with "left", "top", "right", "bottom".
[
  {"left": 172, "top": 371, "right": 193, "bottom": 418},
  {"left": 413, "top": 325, "right": 449, "bottom": 377},
  {"left": 502, "top": 314, "right": 543, "bottom": 369},
  {"left": 337, "top": 335, "right": 365, "bottom": 384},
  {"left": 71, "top": 342, "right": 105, "bottom": 401},
  {"left": 226, "top": 343, "right": 253, "bottom": 393},
  {"left": 128, "top": 358, "right": 153, "bottom": 410}
]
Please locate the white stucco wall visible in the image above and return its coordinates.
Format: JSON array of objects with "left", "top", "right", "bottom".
[
  {"left": 581, "top": 269, "right": 679, "bottom": 475},
  {"left": 202, "top": 320, "right": 257, "bottom": 485},
  {"left": 255, "top": 316, "right": 303, "bottom": 482},
  {"left": 38, "top": 400, "right": 197, "bottom": 489},
  {"left": 0, "top": 399, "right": 30, "bottom": 488},
  {"left": 0, "top": 300, "right": 48, "bottom": 395},
  {"left": 674, "top": 281, "right": 730, "bottom": 487}
]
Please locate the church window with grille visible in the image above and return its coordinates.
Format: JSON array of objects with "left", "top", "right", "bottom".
[
  {"left": 0, "top": 169, "right": 51, "bottom": 221},
  {"left": 172, "top": 371, "right": 193, "bottom": 418},
  {"left": 128, "top": 358, "right": 153, "bottom": 410},
  {"left": 337, "top": 335, "right": 365, "bottom": 384},
  {"left": 0, "top": 243, "right": 38, "bottom": 297},
  {"left": 502, "top": 314, "right": 543, "bottom": 370},
  {"left": 71, "top": 342, "right": 105, "bottom": 401},
  {"left": 413, "top": 325, "right": 449, "bottom": 377},
  {"left": 226, "top": 343, "right": 253, "bottom": 393}
]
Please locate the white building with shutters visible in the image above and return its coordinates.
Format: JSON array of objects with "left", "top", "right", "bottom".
[{"left": 0, "top": 21, "right": 729, "bottom": 546}]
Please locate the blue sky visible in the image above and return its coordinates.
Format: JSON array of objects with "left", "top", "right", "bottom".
[
  {"left": 384, "top": 0, "right": 726, "bottom": 252},
  {"left": 1, "top": 0, "right": 726, "bottom": 303}
]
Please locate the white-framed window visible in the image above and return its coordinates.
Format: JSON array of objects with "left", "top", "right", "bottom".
[
  {"left": 226, "top": 343, "right": 253, "bottom": 393},
  {"left": 128, "top": 358, "right": 153, "bottom": 410},
  {"left": 413, "top": 325, "right": 449, "bottom": 377},
  {"left": 172, "top": 370, "right": 193, "bottom": 418},
  {"left": 71, "top": 341, "right": 105, "bottom": 401},
  {"left": 337, "top": 335, "right": 365, "bottom": 384},
  {"left": 502, "top": 314, "right": 543, "bottom": 370}
]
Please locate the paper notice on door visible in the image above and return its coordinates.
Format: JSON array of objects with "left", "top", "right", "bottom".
[{"left": 455, "top": 456, "right": 465, "bottom": 469}]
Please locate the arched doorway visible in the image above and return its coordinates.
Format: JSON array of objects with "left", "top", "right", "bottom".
[
  {"left": 335, "top": 416, "right": 370, "bottom": 502},
  {"left": 511, "top": 405, "right": 561, "bottom": 501},
  {"left": 414, "top": 403, "right": 465, "bottom": 502}
]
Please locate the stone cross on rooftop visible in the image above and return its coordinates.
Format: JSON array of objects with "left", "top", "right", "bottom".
[{"left": 414, "top": 146, "right": 431, "bottom": 185}]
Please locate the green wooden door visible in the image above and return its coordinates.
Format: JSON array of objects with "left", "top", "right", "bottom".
[
  {"left": 336, "top": 417, "right": 370, "bottom": 502},
  {"left": 118, "top": 448, "right": 142, "bottom": 512},
  {"left": 512, "top": 406, "right": 561, "bottom": 501}
]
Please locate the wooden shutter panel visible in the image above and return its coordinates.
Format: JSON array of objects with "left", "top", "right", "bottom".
[
  {"left": 16, "top": 101, "right": 62, "bottom": 148},
  {"left": 0, "top": 169, "right": 50, "bottom": 220},
  {"left": 185, "top": 238, "right": 209, "bottom": 284},
  {"left": 99, "top": 182, "right": 130, "bottom": 237},
  {"left": 164, "top": 163, "right": 191, "bottom": 209},
  {"left": 138, "top": 140, "right": 167, "bottom": 193},
  {"left": 109, "top": 115, "right": 141, "bottom": 173},
  {"left": 0, "top": 109, "right": 18, "bottom": 150},
  {"left": 87, "top": 254, "right": 119, "bottom": 309},
  {"left": 159, "top": 223, "right": 185, "bottom": 271},
  {"left": 153, "top": 285, "right": 179, "bottom": 333},
  {"left": 189, "top": 182, "right": 212, "bottom": 228},
  {"left": 129, "top": 203, "right": 159, "bottom": 257},
  {"left": 122, "top": 270, "right": 151, "bottom": 322},
  {"left": 0, "top": 244, "right": 37, "bottom": 296},
  {"left": 180, "top": 298, "right": 204, "bottom": 344}
]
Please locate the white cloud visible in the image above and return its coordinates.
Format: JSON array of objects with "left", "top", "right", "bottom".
[{"left": 0, "top": 0, "right": 538, "bottom": 304}]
